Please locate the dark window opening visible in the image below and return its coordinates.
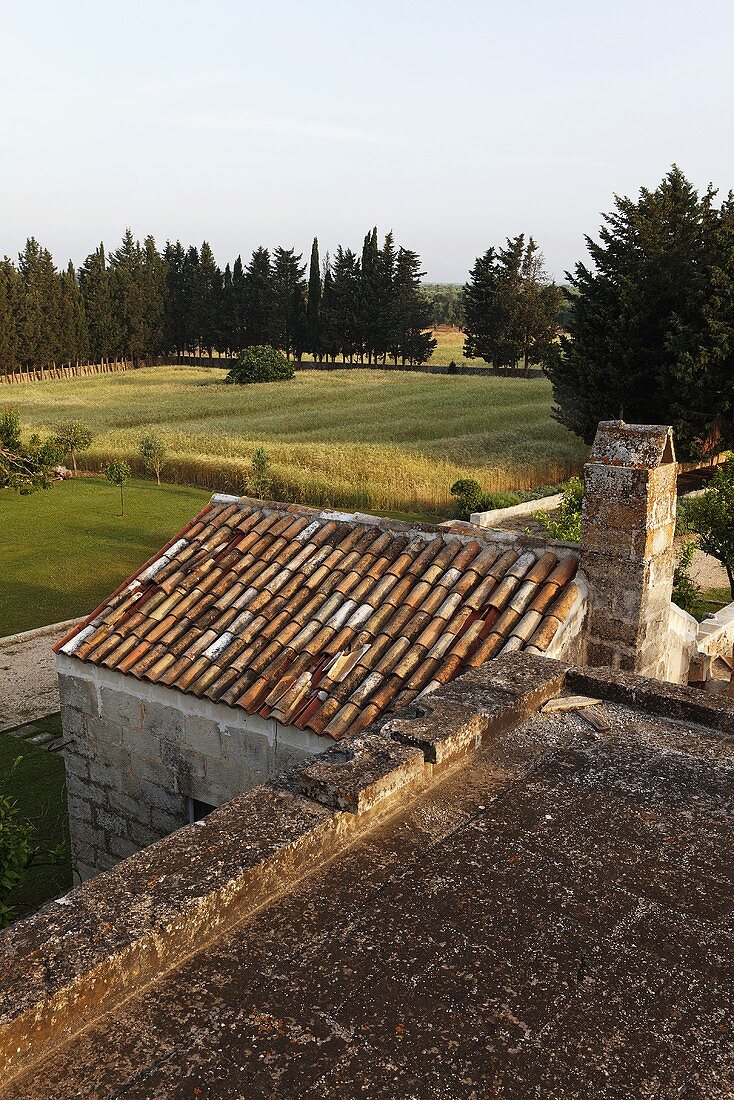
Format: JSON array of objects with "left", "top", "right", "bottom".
[{"left": 187, "top": 796, "right": 216, "bottom": 824}]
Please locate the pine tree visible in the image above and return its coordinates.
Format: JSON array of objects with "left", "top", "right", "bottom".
[
  {"left": 79, "top": 243, "right": 117, "bottom": 362},
  {"left": 0, "top": 260, "right": 23, "bottom": 373},
  {"left": 56, "top": 261, "right": 88, "bottom": 364},
  {"left": 244, "top": 247, "right": 275, "bottom": 347},
  {"left": 272, "top": 247, "right": 306, "bottom": 360},
  {"left": 181, "top": 246, "right": 202, "bottom": 353},
  {"left": 109, "top": 230, "right": 148, "bottom": 364},
  {"left": 17, "top": 238, "right": 59, "bottom": 367},
  {"left": 463, "top": 248, "right": 500, "bottom": 364},
  {"left": 306, "top": 238, "right": 322, "bottom": 361},
  {"left": 162, "top": 241, "right": 186, "bottom": 355},
  {"left": 359, "top": 227, "right": 379, "bottom": 363},
  {"left": 320, "top": 257, "right": 339, "bottom": 362},
  {"left": 140, "top": 237, "right": 166, "bottom": 358},
  {"left": 392, "top": 248, "right": 436, "bottom": 365},
  {"left": 331, "top": 247, "right": 361, "bottom": 362},
  {"left": 547, "top": 167, "right": 733, "bottom": 457}
]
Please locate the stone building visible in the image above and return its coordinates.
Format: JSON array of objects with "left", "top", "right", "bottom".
[{"left": 53, "top": 421, "right": 689, "bottom": 881}]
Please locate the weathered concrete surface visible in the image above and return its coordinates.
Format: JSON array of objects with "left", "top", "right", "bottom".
[
  {"left": 2, "top": 656, "right": 733, "bottom": 1098},
  {"left": 0, "top": 620, "right": 80, "bottom": 731}
]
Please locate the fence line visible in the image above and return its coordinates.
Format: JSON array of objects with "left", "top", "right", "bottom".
[{"left": 0, "top": 359, "right": 155, "bottom": 386}]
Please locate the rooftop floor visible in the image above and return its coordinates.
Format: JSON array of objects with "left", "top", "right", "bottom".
[{"left": 8, "top": 686, "right": 733, "bottom": 1098}]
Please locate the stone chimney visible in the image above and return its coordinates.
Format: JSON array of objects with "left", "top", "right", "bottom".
[{"left": 581, "top": 421, "right": 677, "bottom": 678}]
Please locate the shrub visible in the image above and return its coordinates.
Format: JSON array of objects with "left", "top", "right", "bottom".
[
  {"left": 450, "top": 477, "right": 485, "bottom": 520},
  {"left": 226, "top": 346, "right": 294, "bottom": 385},
  {"left": 533, "top": 476, "right": 583, "bottom": 542},
  {"left": 481, "top": 490, "right": 522, "bottom": 510},
  {"left": 446, "top": 359, "right": 459, "bottom": 375}
]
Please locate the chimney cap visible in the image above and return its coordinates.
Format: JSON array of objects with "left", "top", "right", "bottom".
[{"left": 589, "top": 421, "right": 675, "bottom": 470}]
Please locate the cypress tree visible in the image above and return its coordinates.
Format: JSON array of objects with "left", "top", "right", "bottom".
[
  {"left": 307, "top": 238, "right": 322, "bottom": 361},
  {"left": 232, "top": 256, "right": 246, "bottom": 352},
  {"left": 198, "top": 241, "right": 222, "bottom": 355},
  {"left": 17, "top": 238, "right": 59, "bottom": 367},
  {"left": 109, "top": 230, "right": 147, "bottom": 364}
]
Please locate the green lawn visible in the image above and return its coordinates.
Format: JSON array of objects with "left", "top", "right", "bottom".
[
  {"left": 7, "top": 365, "right": 586, "bottom": 515},
  {"left": 0, "top": 719, "right": 71, "bottom": 920},
  {"left": 1, "top": 477, "right": 210, "bottom": 636}
]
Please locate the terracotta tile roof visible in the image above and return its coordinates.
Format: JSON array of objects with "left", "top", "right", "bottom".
[{"left": 55, "top": 497, "right": 583, "bottom": 740}]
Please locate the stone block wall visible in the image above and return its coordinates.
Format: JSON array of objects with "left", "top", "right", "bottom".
[{"left": 57, "top": 655, "right": 325, "bottom": 882}]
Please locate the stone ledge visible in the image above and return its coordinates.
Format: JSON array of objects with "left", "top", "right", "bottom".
[
  {"left": 295, "top": 735, "right": 425, "bottom": 812},
  {"left": 566, "top": 665, "right": 734, "bottom": 735}
]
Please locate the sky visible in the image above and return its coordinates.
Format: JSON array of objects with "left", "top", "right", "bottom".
[{"left": 2, "top": 0, "right": 733, "bottom": 282}]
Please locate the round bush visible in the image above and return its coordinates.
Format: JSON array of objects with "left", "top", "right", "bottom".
[{"left": 226, "top": 346, "right": 294, "bottom": 385}]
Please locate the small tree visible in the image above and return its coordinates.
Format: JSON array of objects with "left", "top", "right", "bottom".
[
  {"left": 226, "top": 345, "right": 294, "bottom": 384},
  {"left": 688, "top": 462, "right": 734, "bottom": 598},
  {"left": 672, "top": 540, "right": 702, "bottom": 617},
  {"left": 139, "top": 433, "right": 167, "bottom": 484},
  {"left": 54, "top": 419, "right": 93, "bottom": 474},
  {"left": 106, "top": 459, "right": 131, "bottom": 515},
  {"left": 249, "top": 447, "right": 272, "bottom": 498}
]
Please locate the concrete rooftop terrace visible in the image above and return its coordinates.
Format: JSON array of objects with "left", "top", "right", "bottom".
[{"left": 2, "top": 655, "right": 733, "bottom": 1098}]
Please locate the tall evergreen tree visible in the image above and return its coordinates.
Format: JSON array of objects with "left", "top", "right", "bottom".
[
  {"left": 272, "top": 247, "right": 306, "bottom": 360},
  {"left": 140, "top": 236, "right": 166, "bottom": 357},
  {"left": 109, "top": 230, "right": 148, "bottom": 364},
  {"left": 162, "top": 241, "right": 186, "bottom": 355},
  {"left": 244, "top": 247, "right": 275, "bottom": 347},
  {"left": 231, "top": 256, "right": 247, "bottom": 352},
  {"left": 0, "top": 260, "right": 23, "bottom": 373},
  {"left": 306, "top": 238, "right": 322, "bottom": 361},
  {"left": 79, "top": 243, "right": 117, "bottom": 362},
  {"left": 391, "top": 248, "right": 436, "bottom": 365},
  {"left": 331, "top": 247, "right": 361, "bottom": 362},
  {"left": 198, "top": 241, "right": 222, "bottom": 355},
  {"left": 56, "top": 261, "right": 88, "bottom": 364},
  {"left": 547, "top": 167, "right": 733, "bottom": 457},
  {"left": 17, "top": 238, "right": 59, "bottom": 367},
  {"left": 181, "top": 246, "right": 202, "bottom": 353}
]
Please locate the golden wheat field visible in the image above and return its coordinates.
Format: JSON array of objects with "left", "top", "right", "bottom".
[{"left": 8, "top": 365, "right": 586, "bottom": 515}]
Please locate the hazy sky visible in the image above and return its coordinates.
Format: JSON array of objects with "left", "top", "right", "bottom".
[{"left": 2, "top": 1, "right": 733, "bottom": 282}]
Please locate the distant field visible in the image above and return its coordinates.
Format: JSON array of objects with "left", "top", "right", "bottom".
[
  {"left": 7, "top": 365, "right": 586, "bottom": 515},
  {"left": 300, "top": 328, "right": 486, "bottom": 366}
]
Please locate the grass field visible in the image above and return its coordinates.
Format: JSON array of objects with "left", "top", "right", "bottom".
[
  {"left": 0, "top": 477, "right": 210, "bottom": 635},
  {"left": 7, "top": 365, "right": 586, "bottom": 515},
  {"left": 0, "top": 720, "right": 71, "bottom": 919},
  {"left": 300, "top": 328, "right": 487, "bottom": 367}
]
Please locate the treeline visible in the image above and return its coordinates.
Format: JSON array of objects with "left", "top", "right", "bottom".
[{"left": 0, "top": 228, "right": 435, "bottom": 373}]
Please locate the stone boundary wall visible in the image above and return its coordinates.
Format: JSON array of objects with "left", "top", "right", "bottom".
[
  {"left": 470, "top": 492, "right": 564, "bottom": 528},
  {"left": 3, "top": 654, "right": 734, "bottom": 1085}
]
